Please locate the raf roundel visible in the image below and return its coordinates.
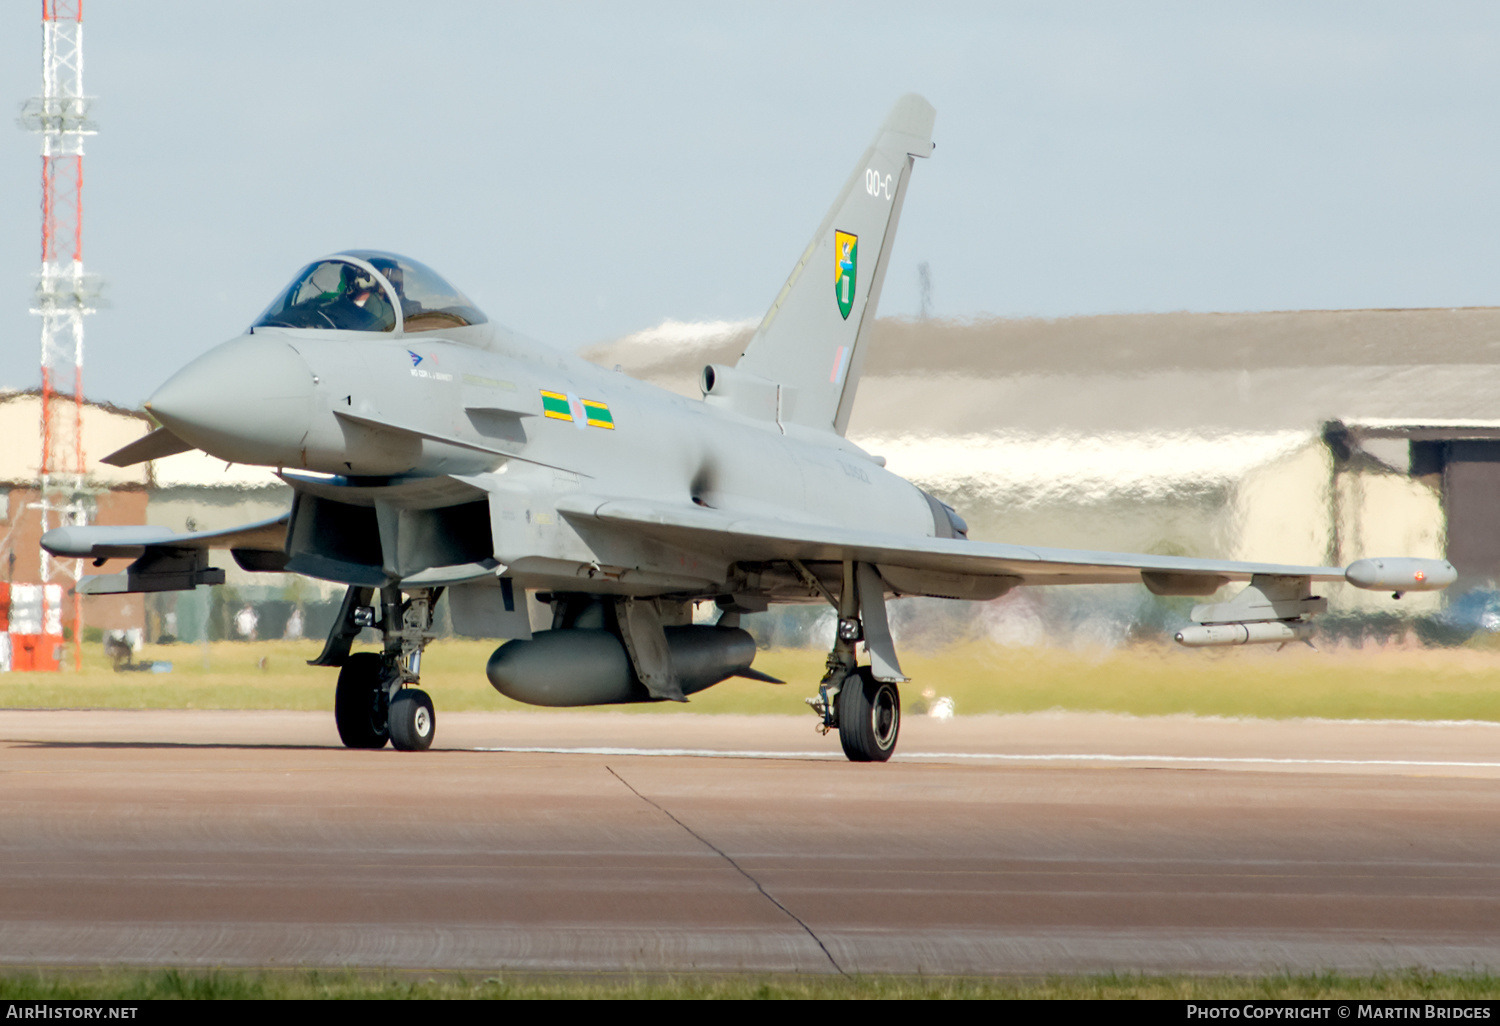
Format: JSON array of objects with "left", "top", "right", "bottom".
[{"left": 540, "top": 390, "right": 614, "bottom": 430}]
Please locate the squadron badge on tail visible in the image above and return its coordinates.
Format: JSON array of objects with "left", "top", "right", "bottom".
[{"left": 835, "top": 230, "right": 858, "bottom": 320}]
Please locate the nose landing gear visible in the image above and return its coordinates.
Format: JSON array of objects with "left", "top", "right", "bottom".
[
  {"left": 333, "top": 652, "right": 390, "bottom": 749},
  {"left": 317, "top": 585, "right": 440, "bottom": 752},
  {"left": 389, "top": 687, "right": 435, "bottom": 752}
]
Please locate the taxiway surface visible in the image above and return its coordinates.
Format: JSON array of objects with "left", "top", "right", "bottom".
[{"left": 2, "top": 708, "right": 1499, "bottom": 975}]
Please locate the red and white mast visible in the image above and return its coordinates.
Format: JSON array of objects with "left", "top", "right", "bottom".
[{"left": 21, "top": 1, "right": 100, "bottom": 669}]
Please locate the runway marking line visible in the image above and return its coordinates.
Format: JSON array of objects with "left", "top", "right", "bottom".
[{"left": 472, "top": 745, "right": 1500, "bottom": 770}]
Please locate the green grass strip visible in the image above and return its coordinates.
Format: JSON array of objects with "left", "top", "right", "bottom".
[{"left": 5, "top": 639, "right": 1500, "bottom": 723}]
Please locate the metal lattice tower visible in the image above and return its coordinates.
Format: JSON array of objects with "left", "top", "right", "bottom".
[{"left": 19, "top": 0, "right": 100, "bottom": 667}]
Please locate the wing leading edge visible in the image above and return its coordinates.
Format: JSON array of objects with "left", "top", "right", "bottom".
[{"left": 555, "top": 496, "right": 1453, "bottom": 594}]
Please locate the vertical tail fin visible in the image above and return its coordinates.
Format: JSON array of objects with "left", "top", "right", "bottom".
[{"left": 732, "top": 94, "right": 935, "bottom": 435}]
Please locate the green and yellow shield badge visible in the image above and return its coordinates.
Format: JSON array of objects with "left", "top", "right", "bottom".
[{"left": 834, "top": 230, "right": 858, "bottom": 320}]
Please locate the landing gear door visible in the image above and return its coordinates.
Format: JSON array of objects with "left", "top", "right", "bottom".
[
  {"left": 855, "top": 563, "right": 908, "bottom": 683},
  {"left": 449, "top": 577, "right": 532, "bottom": 640}
]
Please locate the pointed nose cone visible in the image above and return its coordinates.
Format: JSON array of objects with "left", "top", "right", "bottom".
[{"left": 148, "top": 336, "right": 315, "bottom": 466}]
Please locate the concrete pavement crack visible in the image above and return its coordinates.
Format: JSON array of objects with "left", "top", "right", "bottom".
[{"left": 605, "top": 764, "right": 846, "bottom": 976}]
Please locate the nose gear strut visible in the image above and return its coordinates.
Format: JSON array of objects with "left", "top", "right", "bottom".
[{"left": 318, "top": 583, "right": 442, "bottom": 751}]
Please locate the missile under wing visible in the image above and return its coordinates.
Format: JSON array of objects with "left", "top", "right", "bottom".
[{"left": 47, "top": 95, "right": 1455, "bottom": 761}]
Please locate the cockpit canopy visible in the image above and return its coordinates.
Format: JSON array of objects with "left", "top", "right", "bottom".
[{"left": 251, "top": 251, "right": 488, "bottom": 334}]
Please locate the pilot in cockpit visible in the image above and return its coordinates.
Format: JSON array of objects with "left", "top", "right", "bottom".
[
  {"left": 251, "top": 252, "right": 485, "bottom": 333},
  {"left": 320, "top": 265, "right": 393, "bottom": 331},
  {"left": 365, "top": 257, "right": 421, "bottom": 322}
]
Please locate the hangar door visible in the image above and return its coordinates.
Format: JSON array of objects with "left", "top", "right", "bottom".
[{"left": 1442, "top": 440, "right": 1500, "bottom": 592}]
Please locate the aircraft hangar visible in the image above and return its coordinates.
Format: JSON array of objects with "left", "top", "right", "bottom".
[{"left": 587, "top": 306, "right": 1500, "bottom": 632}]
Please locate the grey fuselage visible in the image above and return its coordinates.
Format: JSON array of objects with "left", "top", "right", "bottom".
[{"left": 148, "top": 320, "right": 941, "bottom": 599}]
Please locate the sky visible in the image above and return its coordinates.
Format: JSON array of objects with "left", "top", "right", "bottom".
[{"left": 3, "top": 2, "right": 1500, "bottom": 406}]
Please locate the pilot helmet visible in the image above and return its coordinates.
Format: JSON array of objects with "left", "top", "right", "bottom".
[
  {"left": 345, "top": 265, "right": 378, "bottom": 295},
  {"left": 369, "top": 258, "right": 404, "bottom": 294}
]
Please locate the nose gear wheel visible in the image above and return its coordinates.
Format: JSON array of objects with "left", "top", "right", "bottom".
[{"left": 389, "top": 688, "right": 436, "bottom": 752}]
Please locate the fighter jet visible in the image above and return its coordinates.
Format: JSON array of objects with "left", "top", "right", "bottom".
[{"left": 43, "top": 95, "right": 1454, "bottom": 760}]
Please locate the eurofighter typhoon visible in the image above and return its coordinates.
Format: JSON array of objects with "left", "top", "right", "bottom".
[{"left": 44, "top": 96, "right": 1454, "bottom": 760}]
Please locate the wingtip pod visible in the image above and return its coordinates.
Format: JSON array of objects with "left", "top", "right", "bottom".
[
  {"left": 39, "top": 528, "right": 79, "bottom": 558},
  {"left": 41, "top": 524, "right": 177, "bottom": 559},
  {"left": 1344, "top": 557, "right": 1456, "bottom": 592}
]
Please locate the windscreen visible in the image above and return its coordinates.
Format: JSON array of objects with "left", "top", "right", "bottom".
[
  {"left": 346, "top": 251, "right": 488, "bottom": 332},
  {"left": 251, "top": 259, "right": 397, "bottom": 332}
]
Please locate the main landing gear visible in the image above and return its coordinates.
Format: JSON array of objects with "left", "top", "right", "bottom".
[
  {"left": 315, "top": 585, "right": 440, "bottom": 752},
  {"left": 836, "top": 667, "right": 901, "bottom": 762},
  {"left": 802, "top": 561, "right": 903, "bottom": 762},
  {"left": 809, "top": 660, "right": 903, "bottom": 763}
]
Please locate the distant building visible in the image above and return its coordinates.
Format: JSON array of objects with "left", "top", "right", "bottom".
[
  {"left": 0, "top": 389, "right": 153, "bottom": 638},
  {"left": 0, "top": 388, "right": 331, "bottom": 656},
  {"left": 586, "top": 308, "right": 1500, "bottom": 618}
]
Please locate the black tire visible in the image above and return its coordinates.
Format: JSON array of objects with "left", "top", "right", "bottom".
[
  {"left": 837, "top": 667, "right": 900, "bottom": 763},
  {"left": 334, "top": 652, "right": 389, "bottom": 749},
  {"left": 389, "top": 688, "right": 436, "bottom": 752}
]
